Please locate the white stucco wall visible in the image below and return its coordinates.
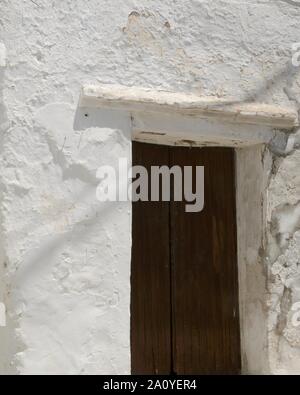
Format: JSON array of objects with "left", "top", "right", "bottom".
[{"left": 1, "top": 0, "right": 300, "bottom": 374}]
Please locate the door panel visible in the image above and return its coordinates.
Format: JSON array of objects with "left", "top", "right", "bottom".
[
  {"left": 131, "top": 143, "right": 172, "bottom": 374},
  {"left": 131, "top": 142, "right": 241, "bottom": 375},
  {"left": 170, "top": 147, "right": 240, "bottom": 374}
]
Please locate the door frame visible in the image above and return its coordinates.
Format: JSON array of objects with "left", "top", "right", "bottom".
[{"left": 79, "top": 84, "right": 292, "bottom": 374}]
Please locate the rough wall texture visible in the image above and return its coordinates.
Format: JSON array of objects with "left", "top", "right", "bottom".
[
  {"left": 267, "top": 143, "right": 300, "bottom": 374},
  {"left": 0, "top": 0, "right": 300, "bottom": 374}
]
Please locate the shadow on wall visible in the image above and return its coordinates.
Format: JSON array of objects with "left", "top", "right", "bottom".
[
  {"left": 13, "top": 198, "right": 117, "bottom": 286},
  {"left": 241, "top": 61, "right": 300, "bottom": 106},
  {"left": 12, "top": 105, "right": 133, "bottom": 286},
  {"left": 280, "top": 0, "right": 300, "bottom": 6},
  {"left": 73, "top": 105, "right": 132, "bottom": 142},
  {"left": 8, "top": 98, "right": 133, "bottom": 317}
]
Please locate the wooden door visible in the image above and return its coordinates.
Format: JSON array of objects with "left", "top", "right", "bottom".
[{"left": 131, "top": 142, "right": 241, "bottom": 375}]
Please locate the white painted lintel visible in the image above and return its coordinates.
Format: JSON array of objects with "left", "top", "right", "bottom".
[{"left": 79, "top": 84, "right": 298, "bottom": 147}]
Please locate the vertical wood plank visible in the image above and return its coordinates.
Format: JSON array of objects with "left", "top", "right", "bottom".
[
  {"left": 131, "top": 142, "right": 172, "bottom": 374},
  {"left": 170, "top": 147, "right": 241, "bottom": 375}
]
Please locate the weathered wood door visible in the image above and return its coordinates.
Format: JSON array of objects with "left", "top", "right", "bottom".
[{"left": 131, "top": 142, "right": 241, "bottom": 375}]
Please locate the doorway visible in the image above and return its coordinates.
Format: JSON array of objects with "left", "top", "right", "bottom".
[{"left": 131, "top": 141, "right": 241, "bottom": 375}]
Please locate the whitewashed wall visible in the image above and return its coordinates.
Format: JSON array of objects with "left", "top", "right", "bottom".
[{"left": 0, "top": 0, "right": 300, "bottom": 374}]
